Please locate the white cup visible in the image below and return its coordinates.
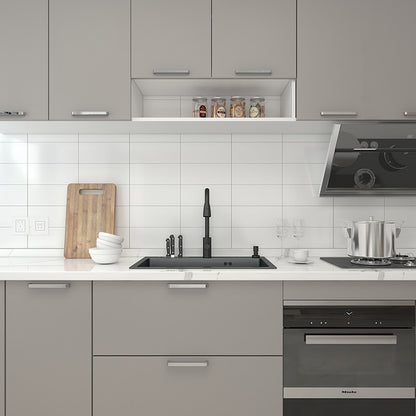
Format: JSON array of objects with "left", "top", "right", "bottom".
[{"left": 293, "top": 249, "right": 309, "bottom": 262}]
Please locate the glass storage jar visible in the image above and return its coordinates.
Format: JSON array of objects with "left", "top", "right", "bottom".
[
  {"left": 249, "top": 97, "right": 265, "bottom": 118},
  {"left": 192, "top": 97, "right": 208, "bottom": 118},
  {"left": 211, "top": 97, "right": 227, "bottom": 118},
  {"left": 230, "top": 96, "right": 246, "bottom": 118}
]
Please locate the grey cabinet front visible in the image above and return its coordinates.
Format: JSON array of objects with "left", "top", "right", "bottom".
[
  {"left": 6, "top": 282, "right": 91, "bottom": 416},
  {"left": 0, "top": 1, "right": 48, "bottom": 120},
  {"left": 212, "top": 0, "right": 296, "bottom": 78},
  {"left": 132, "top": 0, "right": 211, "bottom": 78},
  {"left": 93, "top": 281, "right": 282, "bottom": 355},
  {"left": 297, "top": 0, "right": 416, "bottom": 120},
  {"left": 49, "top": 0, "right": 130, "bottom": 120},
  {"left": 94, "top": 356, "right": 282, "bottom": 416},
  {"left": 0, "top": 283, "right": 3, "bottom": 416}
]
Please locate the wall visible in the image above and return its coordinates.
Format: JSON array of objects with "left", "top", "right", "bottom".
[{"left": 1, "top": 131, "right": 415, "bottom": 256}]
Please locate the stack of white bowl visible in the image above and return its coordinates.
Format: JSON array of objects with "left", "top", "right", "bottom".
[{"left": 89, "top": 232, "right": 124, "bottom": 264}]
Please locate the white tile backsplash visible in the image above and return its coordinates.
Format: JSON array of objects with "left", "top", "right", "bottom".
[{"left": 2, "top": 129, "right": 416, "bottom": 253}]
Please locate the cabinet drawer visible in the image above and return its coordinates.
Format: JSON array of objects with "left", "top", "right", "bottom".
[
  {"left": 94, "top": 356, "right": 282, "bottom": 416},
  {"left": 93, "top": 282, "right": 282, "bottom": 355}
]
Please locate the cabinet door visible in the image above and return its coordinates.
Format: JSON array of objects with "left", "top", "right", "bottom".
[
  {"left": 6, "top": 282, "right": 91, "bottom": 416},
  {"left": 94, "top": 356, "right": 283, "bottom": 416},
  {"left": 212, "top": 0, "right": 296, "bottom": 78},
  {"left": 297, "top": 0, "right": 416, "bottom": 120},
  {"left": 0, "top": 1, "right": 48, "bottom": 120},
  {"left": 49, "top": 0, "right": 130, "bottom": 120},
  {"left": 132, "top": 0, "right": 211, "bottom": 78},
  {"left": 0, "top": 283, "right": 3, "bottom": 416}
]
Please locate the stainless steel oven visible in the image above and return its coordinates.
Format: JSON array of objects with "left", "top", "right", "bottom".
[{"left": 283, "top": 301, "right": 415, "bottom": 416}]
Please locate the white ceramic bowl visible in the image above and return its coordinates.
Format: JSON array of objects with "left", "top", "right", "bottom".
[
  {"left": 89, "top": 247, "right": 122, "bottom": 264},
  {"left": 98, "top": 232, "right": 124, "bottom": 245},
  {"left": 96, "top": 237, "right": 122, "bottom": 249}
]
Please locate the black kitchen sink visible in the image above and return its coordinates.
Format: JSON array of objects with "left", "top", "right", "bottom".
[{"left": 130, "top": 256, "right": 276, "bottom": 269}]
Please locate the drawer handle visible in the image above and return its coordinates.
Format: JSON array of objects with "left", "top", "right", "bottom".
[
  {"left": 404, "top": 112, "right": 416, "bottom": 117},
  {"left": 320, "top": 111, "right": 358, "bottom": 117},
  {"left": 27, "top": 283, "right": 70, "bottom": 289},
  {"left": 305, "top": 334, "right": 397, "bottom": 345},
  {"left": 71, "top": 111, "right": 109, "bottom": 116},
  {"left": 168, "top": 283, "right": 208, "bottom": 289},
  {"left": 234, "top": 69, "right": 272, "bottom": 76},
  {"left": 167, "top": 361, "right": 208, "bottom": 367},
  {"left": 152, "top": 69, "right": 190, "bottom": 75},
  {"left": 0, "top": 111, "right": 25, "bottom": 116}
]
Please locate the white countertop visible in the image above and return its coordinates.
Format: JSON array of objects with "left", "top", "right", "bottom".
[{"left": 0, "top": 256, "right": 415, "bottom": 281}]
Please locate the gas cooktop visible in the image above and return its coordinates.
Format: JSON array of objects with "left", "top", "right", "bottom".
[{"left": 321, "top": 256, "right": 416, "bottom": 269}]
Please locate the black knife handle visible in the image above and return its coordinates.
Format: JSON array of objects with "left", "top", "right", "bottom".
[
  {"left": 166, "top": 238, "right": 171, "bottom": 257},
  {"left": 178, "top": 235, "right": 183, "bottom": 257},
  {"left": 170, "top": 234, "right": 175, "bottom": 257}
]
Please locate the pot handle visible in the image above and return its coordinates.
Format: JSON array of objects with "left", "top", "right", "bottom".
[
  {"left": 344, "top": 226, "right": 352, "bottom": 238},
  {"left": 396, "top": 226, "right": 401, "bottom": 238}
]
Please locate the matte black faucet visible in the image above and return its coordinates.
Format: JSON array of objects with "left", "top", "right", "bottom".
[{"left": 203, "top": 188, "right": 212, "bottom": 258}]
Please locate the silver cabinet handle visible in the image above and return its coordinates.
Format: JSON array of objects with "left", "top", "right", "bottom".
[
  {"left": 168, "top": 283, "right": 208, "bottom": 289},
  {"left": 71, "top": 111, "right": 109, "bottom": 116},
  {"left": 152, "top": 69, "right": 190, "bottom": 75},
  {"left": 234, "top": 70, "right": 272, "bottom": 75},
  {"left": 27, "top": 283, "right": 70, "bottom": 289},
  {"left": 167, "top": 361, "right": 208, "bottom": 367},
  {"left": 0, "top": 111, "right": 25, "bottom": 116},
  {"left": 404, "top": 112, "right": 416, "bottom": 117},
  {"left": 305, "top": 334, "right": 397, "bottom": 345},
  {"left": 320, "top": 111, "right": 358, "bottom": 117}
]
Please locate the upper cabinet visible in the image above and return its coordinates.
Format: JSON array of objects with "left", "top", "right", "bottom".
[
  {"left": 0, "top": 1, "right": 48, "bottom": 120},
  {"left": 49, "top": 0, "right": 131, "bottom": 120},
  {"left": 297, "top": 0, "right": 416, "bottom": 121},
  {"left": 212, "top": 0, "right": 296, "bottom": 79},
  {"left": 132, "top": 0, "right": 211, "bottom": 78}
]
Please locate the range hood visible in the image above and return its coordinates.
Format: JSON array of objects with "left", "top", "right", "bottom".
[{"left": 320, "top": 123, "right": 416, "bottom": 195}]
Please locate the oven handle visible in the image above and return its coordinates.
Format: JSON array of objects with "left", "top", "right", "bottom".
[
  {"left": 305, "top": 334, "right": 397, "bottom": 345},
  {"left": 284, "top": 387, "right": 415, "bottom": 399}
]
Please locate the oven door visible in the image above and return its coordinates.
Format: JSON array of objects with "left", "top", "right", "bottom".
[{"left": 284, "top": 328, "right": 414, "bottom": 387}]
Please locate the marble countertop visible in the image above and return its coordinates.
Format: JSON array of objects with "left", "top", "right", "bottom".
[{"left": 0, "top": 256, "right": 415, "bottom": 281}]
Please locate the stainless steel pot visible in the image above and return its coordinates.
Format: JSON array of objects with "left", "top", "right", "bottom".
[{"left": 344, "top": 216, "right": 401, "bottom": 259}]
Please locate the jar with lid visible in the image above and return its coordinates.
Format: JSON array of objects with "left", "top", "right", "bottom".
[
  {"left": 211, "top": 97, "right": 227, "bottom": 118},
  {"left": 249, "top": 97, "right": 265, "bottom": 118},
  {"left": 230, "top": 96, "right": 246, "bottom": 118},
  {"left": 192, "top": 97, "right": 208, "bottom": 118}
]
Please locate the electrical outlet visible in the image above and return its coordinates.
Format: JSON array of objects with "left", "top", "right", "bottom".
[
  {"left": 30, "top": 217, "right": 49, "bottom": 235},
  {"left": 13, "top": 217, "right": 29, "bottom": 235}
]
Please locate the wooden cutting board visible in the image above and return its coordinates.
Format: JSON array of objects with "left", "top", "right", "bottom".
[{"left": 64, "top": 183, "right": 116, "bottom": 258}]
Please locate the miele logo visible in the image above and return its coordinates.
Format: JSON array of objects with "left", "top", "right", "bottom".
[{"left": 341, "top": 390, "right": 357, "bottom": 394}]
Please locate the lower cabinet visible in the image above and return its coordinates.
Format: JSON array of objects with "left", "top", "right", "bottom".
[
  {"left": 5, "top": 281, "right": 91, "bottom": 416},
  {"left": 94, "top": 356, "right": 282, "bottom": 416}
]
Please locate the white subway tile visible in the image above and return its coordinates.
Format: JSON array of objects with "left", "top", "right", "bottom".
[
  {"left": 130, "top": 206, "right": 180, "bottom": 228},
  {"left": 385, "top": 196, "right": 416, "bottom": 206},
  {"left": 28, "top": 185, "right": 67, "bottom": 206},
  {"left": 130, "top": 164, "right": 180, "bottom": 184},
  {"left": 28, "top": 134, "right": 77, "bottom": 143},
  {"left": 0, "top": 185, "right": 27, "bottom": 205},
  {"left": 181, "top": 185, "right": 231, "bottom": 205},
  {"left": 232, "top": 134, "right": 282, "bottom": 142},
  {"left": 232, "top": 142, "right": 282, "bottom": 163},
  {"left": 283, "top": 164, "right": 325, "bottom": 185},
  {"left": 283, "top": 184, "right": 333, "bottom": 206},
  {"left": 180, "top": 227, "right": 231, "bottom": 249},
  {"left": 115, "top": 227, "right": 130, "bottom": 248},
  {"left": 116, "top": 185, "right": 130, "bottom": 206},
  {"left": 130, "top": 227, "right": 181, "bottom": 248},
  {"left": 395, "top": 228, "right": 416, "bottom": 251},
  {"left": 130, "top": 185, "right": 180, "bottom": 205},
  {"left": 130, "top": 142, "right": 180, "bottom": 163},
  {"left": 0, "top": 134, "right": 27, "bottom": 143},
  {"left": 232, "top": 228, "right": 279, "bottom": 249},
  {"left": 182, "top": 134, "right": 231, "bottom": 143},
  {"left": 130, "top": 134, "right": 180, "bottom": 143},
  {"left": 79, "top": 134, "right": 129, "bottom": 143},
  {"left": 0, "top": 164, "right": 27, "bottom": 184},
  {"left": 0, "top": 142, "right": 27, "bottom": 163},
  {"left": 181, "top": 142, "right": 231, "bottom": 164},
  {"left": 28, "top": 206, "right": 66, "bottom": 228},
  {"left": 0, "top": 228, "right": 27, "bottom": 248},
  {"left": 232, "top": 206, "right": 281, "bottom": 228},
  {"left": 232, "top": 164, "right": 282, "bottom": 184},
  {"left": 283, "top": 142, "right": 329, "bottom": 164},
  {"left": 283, "top": 206, "right": 333, "bottom": 227},
  {"left": 334, "top": 196, "right": 385, "bottom": 206},
  {"left": 28, "top": 228, "right": 65, "bottom": 249},
  {"left": 282, "top": 134, "right": 330, "bottom": 143},
  {"left": 232, "top": 185, "right": 282, "bottom": 205},
  {"left": 115, "top": 206, "right": 129, "bottom": 228},
  {"left": 28, "top": 142, "right": 78, "bottom": 164},
  {"left": 282, "top": 228, "right": 333, "bottom": 249},
  {"left": 28, "top": 164, "right": 78, "bottom": 185},
  {"left": 181, "top": 164, "right": 231, "bottom": 184},
  {"left": 79, "top": 164, "right": 129, "bottom": 184},
  {"left": 334, "top": 206, "right": 385, "bottom": 227},
  {"left": 385, "top": 206, "right": 416, "bottom": 227},
  {"left": 0, "top": 207, "right": 27, "bottom": 227},
  {"left": 334, "top": 228, "right": 349, "bottom": 249},
  {"left": 79, "top": 142, "right": 129, "bottom": 164},
  {"left": 181, "top": 206, "right": 231, "bottom": 228}
]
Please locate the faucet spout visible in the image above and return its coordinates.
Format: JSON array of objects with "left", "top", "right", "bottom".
[{"left": 203, "top": 188, "right": 212, "bottom": 258}]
